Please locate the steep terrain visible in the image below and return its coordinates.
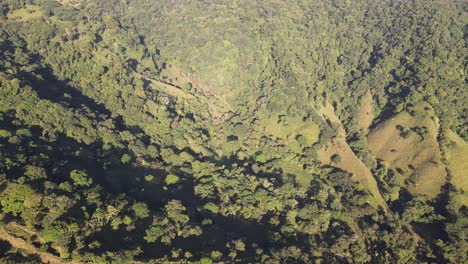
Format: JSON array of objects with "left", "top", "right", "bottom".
[
  {"left": 0, "top": 0, "right": 466, "bottom": 263},
  {"left": 317, "top": 102, "right": 388, "bottom": 210},
  {"left": 358, "top": 90, "right": 374, "bottom": 133},
  {"left": 368, "top": 103, "right": 446, "bottom": 198},
  {"left": 445, "top": 130, "right": 468, "bottom": 208}
]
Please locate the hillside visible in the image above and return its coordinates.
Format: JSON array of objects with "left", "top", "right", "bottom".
[
  {"left": 0, "top": 0, "right": 466, "bottom": 263},
  {"left": 445, "top": 130, "right": 468, "bottom": 208},
  {"left": 368, "top": 103, "right": 446, "bottom": 198}
]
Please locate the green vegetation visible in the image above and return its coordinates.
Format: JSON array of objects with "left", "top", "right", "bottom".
[
  {"left": 6, "top": 5, "right": 43, "bottom": 21},
  {"left": 0, "top": 0, "right": 466, "bottom": 263},
  {"left": 444, "top": 130, "right": 468, "bottom": 208},
  {"left": 368, "top": 103, "right": 446, "bottom": 198}
]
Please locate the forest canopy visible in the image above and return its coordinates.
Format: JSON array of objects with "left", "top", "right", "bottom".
[{"left": 0, "top": 0, "right": 466, "bottom": 263}]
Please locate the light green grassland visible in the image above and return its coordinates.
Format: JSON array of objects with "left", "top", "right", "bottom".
[
  {"left": 7, "top": 5, "right": 43, "bottom": 21},
  {"left": 264, "top": 116, "right": 319, "bottom": 146}
]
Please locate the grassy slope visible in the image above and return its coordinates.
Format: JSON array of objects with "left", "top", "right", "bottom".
[
  {"left": 446, "top": 129, "right": 468, "bottom": 207},
  {"left": 6, "top": 5, "right": 43, "bottom": 21},
  {"left": 367, "top": 103, "right": 446, "bottom": 198},
  {"left": 358, "top": 90, "right": 374, "bottom": 133},
  {"left": 262, "top": 116, "right": 320, "bottom": 186},
  {"left": 264, "top": 116, "right": 319, "bottom": 146},
  {"left": 317, "top": 102, "right": 388, "bottom": 210}
]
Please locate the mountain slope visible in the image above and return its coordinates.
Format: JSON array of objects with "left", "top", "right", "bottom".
[{"left": 0, "top": 0, "right": 466, "bottom": 263}]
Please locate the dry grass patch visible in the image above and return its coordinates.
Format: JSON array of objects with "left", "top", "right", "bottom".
[
  {"left": 446, "top": 129, "right": 468, "bottom": 207},
  {"left": 358, "top": 90, "right": 374, "bottom": 133},
  {"left": 367, "top": 103, "right": 446, "bottom": 198},
  {"left": 317, "top": 102, "right": 387, "bottom": 210},
  {"left": 58, "top": 0, "right": 81, "bottom": 7},
  {"left": 318, "top": 139, "right": 387, "bottom": 210}
]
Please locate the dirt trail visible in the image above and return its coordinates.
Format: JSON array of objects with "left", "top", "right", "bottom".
[
  {"left": 58, "top": 0, "right": 81, "bottom": 7},
  {"left": 0, "top": 225, "right": 79, "bottom": 264},
  {"left": 444, "top": 129, "right": 468, "bottom": 207}
]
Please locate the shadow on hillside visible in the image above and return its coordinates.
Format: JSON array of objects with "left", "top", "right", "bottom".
[
  {"left": 0, "top": 56, "right": 334, "bottom": 262},
  {"left": 0, "top": 109, "right": 310, "bottom": 261}
]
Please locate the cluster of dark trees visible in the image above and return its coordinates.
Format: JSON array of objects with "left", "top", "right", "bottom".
[{"left": 0, "top": 0, "right": 466, "bottom": 263}]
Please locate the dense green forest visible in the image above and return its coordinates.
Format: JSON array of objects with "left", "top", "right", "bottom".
[{"left": 0, "top": 0, "right": 466, "bottom": 263}]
